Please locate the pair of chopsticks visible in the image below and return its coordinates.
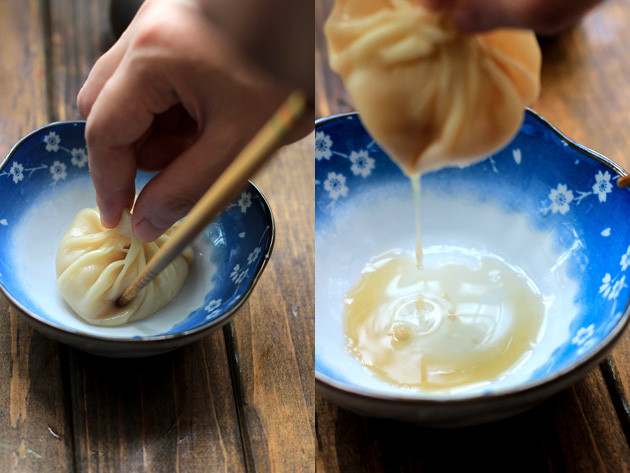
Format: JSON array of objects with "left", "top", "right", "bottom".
[{"left": 117, "top": 90, "right": 310, "bottom": 307}]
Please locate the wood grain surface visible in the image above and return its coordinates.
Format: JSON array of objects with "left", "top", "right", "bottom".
[
  {"left": 0, "top": 1, "right": 314, "bottom": 472},
  {"left": 316, "top": 0, "right": 630, "bottom": 471}
]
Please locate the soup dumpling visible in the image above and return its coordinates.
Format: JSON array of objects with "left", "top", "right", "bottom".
[
  {"left": 325, "top": 0, "right": 541, "bottom": 175},
  {"left": 56, "top": 208, "right": 194, "bottom": 326}
]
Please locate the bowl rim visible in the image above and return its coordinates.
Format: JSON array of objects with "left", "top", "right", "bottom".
[
  {"left": 0, "top": 120, "right": 276, "bottom": 344},
  {"left": 314, "top": 109, "right": 630, "bottom": 403}
]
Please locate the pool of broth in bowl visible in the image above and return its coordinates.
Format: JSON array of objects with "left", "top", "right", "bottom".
[{"left": 343, "top": 176, "right": 546, "bottom": 393}]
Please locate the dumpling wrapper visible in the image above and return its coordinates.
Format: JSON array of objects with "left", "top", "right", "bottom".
[
  {"left": 325, "top": 0, "right": 541, "bottom": 175},
  {"left": 56, "top": 208, "right": 194, "bottom": 326}
]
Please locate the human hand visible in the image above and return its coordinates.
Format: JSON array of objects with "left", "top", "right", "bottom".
[
  {"left": 420, "top": 0, "right": 604, "bottom": 34},
  {"left": 78, "top": 0, "right": 295, "bottom": 241}
]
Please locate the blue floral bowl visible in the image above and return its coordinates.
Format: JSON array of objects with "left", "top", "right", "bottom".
[
  {"left": 315, "top": 111, "right": 630, "bottom": 426},
  {"left": 0, "top": 121, "right": 274, "bottom": 357}
]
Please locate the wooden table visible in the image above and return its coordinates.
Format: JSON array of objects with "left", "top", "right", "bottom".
[
  {"left": 316, "top": 0, "right": 630, "bottom": 471},
  {"left": 0, "top": 1, "right": 313, "bottom": 472}
]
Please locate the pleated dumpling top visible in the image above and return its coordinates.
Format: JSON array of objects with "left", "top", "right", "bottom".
[
  {"left": 56, "top": 208, "right": 194, "bottom": 326},
  {"left": 325, "top": 0, "right": 541, "bottom": 175}
]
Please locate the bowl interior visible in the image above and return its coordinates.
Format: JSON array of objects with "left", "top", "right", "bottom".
[
  {"left": 315, "top": 112, "right": 630, "bottom": 399},
  {"left": 0, "top": 122, "right": 273, "bottom": 340}
]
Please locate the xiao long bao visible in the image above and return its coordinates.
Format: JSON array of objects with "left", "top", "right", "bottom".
[
  {"left": 56, "top": 208, "right": 194, "bottom": 327},
  {"left": 325, "top": 0, "right": 541, "bottom": 175}
]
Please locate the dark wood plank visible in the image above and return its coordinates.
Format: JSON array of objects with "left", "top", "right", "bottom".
[
  {"left": 533, "top": 0, "right": 630, "bottom": 170},
  {"left": 0, "top": 302, "right": 75, "bottom": 472},
  {"left": 46, "top": 0, "right": 114, "bottom": 122},
  {"left": 317, "top": 369, "right": 630, "bottom": 473},
  {"left": 0, "top": 1, "right": 75, "bottom": 471},
  {"left": 563, "top": 367, "right": 630, "bottom": 472},
  {"left": 606, "top": 338, "right": 630, "bottom": 445},
  {"left": 231, "top": 136, "right": 315, "bottom": 472},
  {"left": 0, "top": 0, "right": 50, "bottom": 143},
  {"left": 315, "top": 0, "right": 630, "bottom": 470},
  {"left": 67, "top": 337, "right": 246, "bottom": 472}
]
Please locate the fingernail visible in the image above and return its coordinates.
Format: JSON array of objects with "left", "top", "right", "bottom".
[
  {"left": 100, "top": 211, "right": 120, "bottom": 229},
  {"left": 133, "top": 217, "right": 168, "bottom": 242}
]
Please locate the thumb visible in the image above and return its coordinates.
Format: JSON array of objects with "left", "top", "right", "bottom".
[{"left": 130, "top": 118, "right": 255, "bottom": 242}]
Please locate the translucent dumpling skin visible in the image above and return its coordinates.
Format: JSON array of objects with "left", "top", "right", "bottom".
[
  {"left": 56, "top": 208, "right": 194, "bottom": 326},
  {"left": 325, "top": 0, "right": 541, "bottom": 175}
]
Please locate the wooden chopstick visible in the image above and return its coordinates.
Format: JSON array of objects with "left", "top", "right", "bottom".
[{"left": 116, "top": 90, "right": 310, "bottom": 307}]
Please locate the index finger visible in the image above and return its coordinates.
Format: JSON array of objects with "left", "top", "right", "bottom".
[{"left": 85, "top": 59, "right": 177, "bottom": 228}]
